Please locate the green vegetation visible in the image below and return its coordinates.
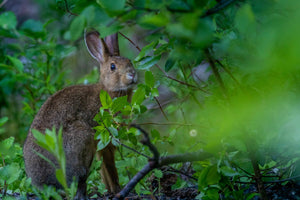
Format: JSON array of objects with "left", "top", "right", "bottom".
[{"left": 1, "top": 0, "right": 300, "bottom": 199}]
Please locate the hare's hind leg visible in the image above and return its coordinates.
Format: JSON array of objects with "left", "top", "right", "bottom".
[
  {"left": 64, "top": 123, "right": 96, "bottom": 199},
  {"left": 98, "top": 143, "right": 120, "bottom": 193}
]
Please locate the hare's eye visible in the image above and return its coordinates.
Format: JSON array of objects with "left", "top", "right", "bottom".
[{"left": 110, "top": 63, "right": 116, "bottom": 71}]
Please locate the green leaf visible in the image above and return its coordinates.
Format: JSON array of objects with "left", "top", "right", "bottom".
[
  {"left": 20, "top": 19, "right": 44, "bottom": 35},
  {"left": 137, "top": 55, "right": 161, "bottom": 70},
  {"left": 132, "top": 87, "right": 146, "bottom": 105},
  {"left": 111, "top": 96, "right": 128, "bottom": 114},
  {"left": 0, "top": 117, "right": 8, "bottom": 127},
  {"left": 220, "top": 166, "right": 239, "bottom": 177},
  {"left": 198, "top": 165, "right": 221, "bottom": 191},
  {"left": 108, "top": 127, "right": 118, "bottom": 137},
  {"left": 128, "top": 133, "right": 137, "bottom": 145},
  {"left": 151, "top": 88, "right": 159, "bottom": 97},
  {"left": 235, "top": 4, "right": 255, "bottom": 36},
  {"left": 70, "top": 16, "right": 86, "bottom": 41},
  {"left": 135, "top": 41, "right": 159, "bottom": 62},
  {"left": 0, "top": 163, "right": 21, "bottom": 184},
  {"left": 100, "top": 90, "right": 112, "bottom": 109},
  {"left": 165, "top": 59, "right": 176, "bottom": 72},
  {"left": 7, "top": 56, "right": 24, "bottom": 72},
  {"left": 145, "top": 71, "right": 154, "bottom": 88},
  {"left": 56, "top": 169, "right": 67, "bottom": 189},
  {"left": 139, "top": 12, "right": 170, "bottom": 28},
  {"left": 96, "top": 0, "right": 125, "bottom": 12},
  {"left": 32, "top": 129, "right": 50, "bottom": 152},
  {"left": 45, "top": 133, "right": 56, "bottom": 152},
  {"left": 97, "top": 130, "right": 111, "bottom": 150},
  {"left": 0, "top": 12, "right": 17, "bottom": 30},
  {"left": 151, "top": 129, "right": 161, "bottom": 140},
  {"left": 153, "top": 169, "right": 163, "bottom": 178}
]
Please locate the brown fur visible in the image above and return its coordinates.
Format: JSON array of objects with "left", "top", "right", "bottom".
[{"left": 23, "top": 31, "right": 137, "bottom": 199}]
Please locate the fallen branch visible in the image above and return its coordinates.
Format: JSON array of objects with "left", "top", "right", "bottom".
[{"left": 114, "top": 125, "right": 212, "bottom": 199}]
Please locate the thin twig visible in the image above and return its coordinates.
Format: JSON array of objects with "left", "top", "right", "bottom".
[
  {"left": 119, "top": 32, "right": 141, "bottom": 51},
  {"left": 113, "top": 138, "right": 150, "bottom": 159},
  {"left": 205, "top": 49, "right": 227, "bottom": 97},
  {"left": 263, "top": 175, "right": 300, "bottom": 184},
  {"left": 216, "top": 60, "right": 241, "bottom": 87},
  {"left": 0, "top": 0, "right": 7, "bottom": 8},
  {"left": 154, "top": 97, "right": 168, "bottom": 121},
  {"left": 201, "top": 0, "right": 237, "bottom": 18},
  {"left": 167, "top": 167, "right": 197, "bottom": 181},
  {"left": 131, "top": 124, "right": 160, "bottom": 162},
  {"left": 102, "top": 122, "right": 151, "bottom": 159},
  {"left": 63, "top": 0, "right": 78, "bottom": 16}
]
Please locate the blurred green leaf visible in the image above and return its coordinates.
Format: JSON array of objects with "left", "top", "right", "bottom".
[
  {"left": 7, "top": 56, "right": 24, "bottom": 72},
  {"left": 108, "top": 127, "right": 118, "bottom": 137},
  {"left": 153, "top": 169, "right": 163, "bottom": 178},
  {"left": 139, "top": 12, "right": 170, "bottom": 28},
  {"left": 70, "top": 15, "right": 86, "bottom": 41},
  {"left": 135, "top": 41, "right": 159, "bottom": 62},
  {"left": 165, "top": 59, "right": 176, "bottom": 72},
  {"left": 132, "top": 87, "right": 146, "bottom": 105},
  {"left": 96, "top": 0, "right": 125, "bottom": 12},
  {"left": 198, "top": 165, "right": 221, "bottom": 190},
  {"left": 20, "top": 19, "right": 45, "bottom": 38},
  {"left": 0, "top": 163, "right": 21, "bottom": 184},
  {"left": 0, "top": 117, "right": 8, "bottom": 127},
  {"left": 136, "top": 55, "right": 161, "bottom": 70},
  {"left": 219, "top": 166, "right": 239, "bottom": 177},
  {"left": 145, "top": 71, "right": 154, "bottom": 88},
  {"left": 0, "top": 12, "right": 17, "bottom": 30}
]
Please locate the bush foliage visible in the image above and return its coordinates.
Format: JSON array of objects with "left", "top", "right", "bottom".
[{"left": 1, "top": 0, "right": 300, "bottom": 199}]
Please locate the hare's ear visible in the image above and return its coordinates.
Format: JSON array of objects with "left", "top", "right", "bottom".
[
  {"left": 105, "top": 33, "right": 120, "bottom": 56},
  {"left": 85, "top": 31, "right": 110, "bottom": 63}
]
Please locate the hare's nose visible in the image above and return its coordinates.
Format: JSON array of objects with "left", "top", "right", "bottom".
[{"left": 127, "top": 72, "right": 137, "bottom": 83}]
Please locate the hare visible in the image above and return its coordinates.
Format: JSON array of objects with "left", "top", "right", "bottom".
[{"left": 23, "top": 31, "right": 137, "bottom": 199}]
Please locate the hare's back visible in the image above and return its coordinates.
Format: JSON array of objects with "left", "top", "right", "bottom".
[{"left": 31, "top": 84, "right": 101, "bottom": 132}]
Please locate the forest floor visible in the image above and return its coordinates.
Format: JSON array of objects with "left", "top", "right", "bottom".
[{"left": 5, "top": 170, "right": 300, "bottom": 199}]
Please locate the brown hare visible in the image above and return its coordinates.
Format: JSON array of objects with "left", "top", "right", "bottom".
[{"left": 23, "top": 31, "right": 137, "bottom": 199}]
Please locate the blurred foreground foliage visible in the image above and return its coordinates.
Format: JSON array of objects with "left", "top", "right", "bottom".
[{"left": 1, "top": 0, "right": 300, "bottom": 199}]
